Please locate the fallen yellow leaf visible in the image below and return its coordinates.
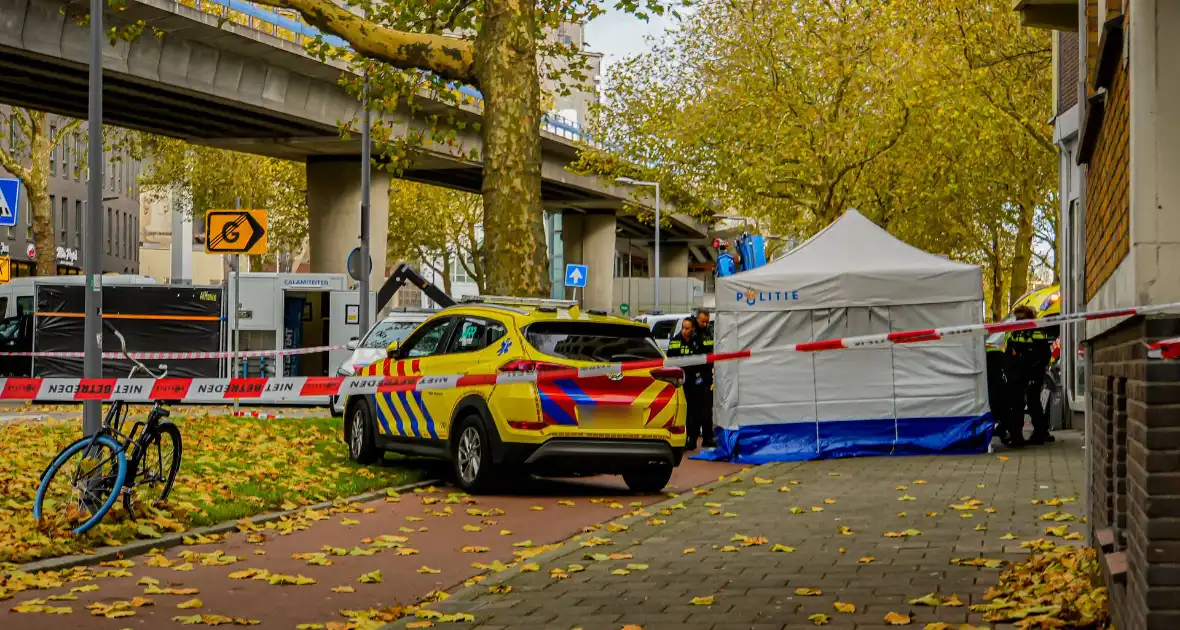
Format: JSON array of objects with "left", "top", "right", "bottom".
[
  {"left": 795, "top": 588, "right": 823, "bottom": 596},
  {"left": 809, "top": 613, "right": 830, "bottom": 625},
  {"left": 690, "top": 595, "right": 715, "bottom": 606},
  {"left": 176, "top": 599, "right": 203, "bottom": 610},
  {"left": 834, "top": 602, "right": 856, "bottom": 614},
  {"left": 884, "top": 611, "right": 912, "bottom": 625}
]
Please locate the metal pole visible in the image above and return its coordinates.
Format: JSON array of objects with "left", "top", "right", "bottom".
[
  {"left": 654, "top": 183, "right": 661, "bottom": 311},
  {"left": 1083, "top": 339, "right": 1093, "bottom": 540},
  {"left": 82, "top": 0, "right": 104, "bottom": 436},
  {"left": 233, "top": 197, "right": 241, "bottom": 412},
  {"left": 358, "top": 69, "right": 371, "bottom": 335}
]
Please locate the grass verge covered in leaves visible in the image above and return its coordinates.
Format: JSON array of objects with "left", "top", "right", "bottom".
[{"left": 0, "top": 411, "right": 424, "bottom": 565}]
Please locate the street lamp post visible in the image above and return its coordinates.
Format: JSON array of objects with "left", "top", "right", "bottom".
[
  {"left": 615, "top": 178, "right": 661, "bottom": 310},
  {"left": 83, "top": 0, "right": 104, "bottom": 436}
]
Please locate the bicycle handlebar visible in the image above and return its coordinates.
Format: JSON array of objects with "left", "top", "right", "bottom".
[{"left": 103, "top": 321, "right": 168, "bottom": 380}]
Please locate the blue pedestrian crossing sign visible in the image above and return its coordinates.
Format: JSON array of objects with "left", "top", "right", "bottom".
[
  {"left": 565, "top": 264, "right": 588, "bottom": 288},
  {"left": 0, "top": 178, "right": 19, "bottom": 227}
]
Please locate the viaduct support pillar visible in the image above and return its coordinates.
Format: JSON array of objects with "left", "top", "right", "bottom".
[
  {"left": 306, "top": 157, "right": 390, "bottom": 288},
  {"left": 560, "top": 211, "right": 616, "bottom": 312}
]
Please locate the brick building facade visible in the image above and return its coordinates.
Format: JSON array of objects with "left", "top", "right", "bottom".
[{"left": 1016, "top": 1, "right": 1180, "bottom": 629}]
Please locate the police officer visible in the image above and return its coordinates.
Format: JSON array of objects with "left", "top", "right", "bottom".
[
  {"left": 693, "top": 310, "right": 715, "bottom": 448},
  {"left": 668, "top": 318, "right": 714, "bottom": 450},
  {"left": 1003, "top": 306, "right": 1052, "bottom": 447},
  {"left": 1020, "top": 322, "right": 1057, "bottom": 445},
  {"left": 985, "top": 332, "right": 1011, "bottom": 445}
]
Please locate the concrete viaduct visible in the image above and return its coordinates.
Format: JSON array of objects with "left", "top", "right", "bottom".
[{"left": 0, "top": 0, "right": 713, "bottom": 310}]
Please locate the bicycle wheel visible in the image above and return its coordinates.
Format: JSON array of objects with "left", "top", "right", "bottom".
[
  {"left": 124, "top": 423, "right": 182, "bottom": 515},
  {"left": 34, "top": 435, "right": 127, "bottom": 535}
]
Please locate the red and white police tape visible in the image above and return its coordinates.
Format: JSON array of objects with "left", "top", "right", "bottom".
[
  {"left": 1149, "top": 337, "right": 1180, "bottom": 360},
  {"left": 0, "top": 345, "right": 347, "bottom": 360},
  {"left": 1, "top": 301, "right": 1178, "bottom": 402}
]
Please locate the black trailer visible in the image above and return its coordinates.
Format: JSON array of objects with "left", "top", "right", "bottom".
[{"left": 0, "top": 283, "right": 225, "bottom": 378}]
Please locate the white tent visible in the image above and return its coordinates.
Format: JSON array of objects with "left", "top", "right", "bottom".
[{"left": 698, "top": 210, "right": 992, "bottom": 463}]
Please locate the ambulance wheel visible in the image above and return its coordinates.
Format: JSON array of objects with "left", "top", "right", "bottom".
[
  {"left": 347, "top": 399, "right": 380, "bottom": 465},
  {"left": 623, "top": 465, "right": 673, "bottom": 494},
  {"left": 452, "top": 415, "right": 497, "bottom": 494}
]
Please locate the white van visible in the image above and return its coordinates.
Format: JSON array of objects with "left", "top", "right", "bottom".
[
  {"left": 635, "top": 312, "right": 692, "bottom": 353},
  {"left": 329, "top": 308, "right": 434, "bottom": 415}
]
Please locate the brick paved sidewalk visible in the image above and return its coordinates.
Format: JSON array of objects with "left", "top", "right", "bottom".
[{"left": 387, "top": 432, "right": 1087, "bottom": 630}]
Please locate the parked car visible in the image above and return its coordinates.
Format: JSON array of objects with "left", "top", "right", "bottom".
[
  {"left": 342, "top": 296, "right": 687, "bottom": 494},
  {"left": 634, "top": 312, "right": 692, "bottom": 352},
  {"left": 329, "top": 308, "right": 434, "bottom": 415}
]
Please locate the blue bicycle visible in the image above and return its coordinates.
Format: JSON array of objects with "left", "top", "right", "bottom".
[{"left": 34, "top": 325, "right": 182, "bottom": 535}]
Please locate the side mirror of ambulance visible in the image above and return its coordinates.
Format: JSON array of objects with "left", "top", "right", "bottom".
[
  {"left": 386, "top": 341, "right": 400, "bottom": 358},
  {"left": 346, "top": 337, "right": 359, "bottom": 351}
]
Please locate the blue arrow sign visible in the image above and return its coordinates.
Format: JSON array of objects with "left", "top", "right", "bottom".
[
  {"left": 0, "top": 178, "right": 19, "bottom": 227},
  {"left": 565, "top": 263, "right": 588, "bottom": 288}
]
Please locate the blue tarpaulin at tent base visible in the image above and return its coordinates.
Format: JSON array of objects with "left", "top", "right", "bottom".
[{"left": 691, "top": 413, "right": 994, "bottom": 464}]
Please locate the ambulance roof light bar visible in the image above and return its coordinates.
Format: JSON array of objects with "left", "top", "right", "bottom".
[{"left": 460, "top": 296, "right": 578, "bottom": 309}]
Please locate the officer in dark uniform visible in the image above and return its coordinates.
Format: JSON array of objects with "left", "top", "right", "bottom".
[
  {"left": 667, "top": 318, "right": 713, "bottom": 450},
  {"left": 1003, "top": 306, "right": 1053, "bottom": 447},
  {"left": 985, "top": 331, "right": 1011, "bottom": 444},
  {"left": 693, "top": 310, "right": 715, "bottom": 448}
]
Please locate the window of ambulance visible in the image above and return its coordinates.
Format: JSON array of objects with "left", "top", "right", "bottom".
[
  {"left": 361, "top": 320, "right": 421, "bottom": 349},
  {"left": 523, "top": 322, "right": 663, "bottom": 363}
]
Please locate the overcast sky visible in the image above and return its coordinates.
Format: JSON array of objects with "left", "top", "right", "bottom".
[{"left": 583, "top": 8, "right": 672, "bottom": 73}]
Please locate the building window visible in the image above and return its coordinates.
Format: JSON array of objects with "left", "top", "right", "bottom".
[
  {"left": 60, "top": 197, "right": 68, "bottom": 244},
  {"left": 75, "top": 200, "right": 82, "bottom": 247},
  {"left": 74, "top": 134, "right": 82, "bottom": 180},
  {"left": 49, "top": 124, "right": 56, "bottom": 176},
  {"left": 106, "top": 207, "right": 112, "bottom": 254},
  {"left": 452, "top": 258, "right": 473, "bottom": 284}
]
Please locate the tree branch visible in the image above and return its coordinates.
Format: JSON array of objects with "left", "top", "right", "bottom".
[
  {"left": 0, "top": 110, "right": 32, "bottom": 182},
  {"left": 251, "top": 0, "right": 477, "bottom": 85},
  {"left": 52, "top": 119, "right": 83, "bottom": 148}
]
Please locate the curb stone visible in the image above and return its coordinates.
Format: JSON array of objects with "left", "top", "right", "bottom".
[
  {"left": 16, "top": 478, "right": 443, "bottom": 574},
  {"left": 378, "top": 462, "right": 800, "bottom": 629}
]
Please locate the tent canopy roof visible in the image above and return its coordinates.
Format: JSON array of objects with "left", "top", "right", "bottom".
[{"left": 717, "top": 210, "right": 982, "bottom": 311}]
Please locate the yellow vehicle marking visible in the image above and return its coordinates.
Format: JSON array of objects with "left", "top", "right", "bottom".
[{"left": 374, "top": 393, "right": 404, "bottom": 436}]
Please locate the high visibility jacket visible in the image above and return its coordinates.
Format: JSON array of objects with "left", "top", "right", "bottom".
[
  {"left": 668, "top": 332, "right": 712, "bottom": 387},
  {"left": 667, "top": 335, "right": 696, "bottom": 358},
  {"left": 1006, "top": 329, "right": 1051, "bottom": 361}
]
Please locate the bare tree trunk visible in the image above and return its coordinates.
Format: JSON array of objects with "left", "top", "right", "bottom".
[
  {"left": 25, "top": 111, "right": 57, "bottom": 277},
  {"left": 988, "top": 231, "right": 1005, "bottom": 321},
  {"left": 441, "top": 255, "right": 453, "bottom": 296},
  {"left": 1009, "top": 199, "right": 1036, "bottom": 304},
  {"left": 474, "top": 0, "right": 548, "bottom": 297}
]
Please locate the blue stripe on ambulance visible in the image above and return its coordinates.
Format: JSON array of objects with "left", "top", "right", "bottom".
[
  {"left": 412, "top": 391, "right": 439, "bottom": 439},
  {"left": 397, "top": 391, "right": 421, "bottom": 437}
]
